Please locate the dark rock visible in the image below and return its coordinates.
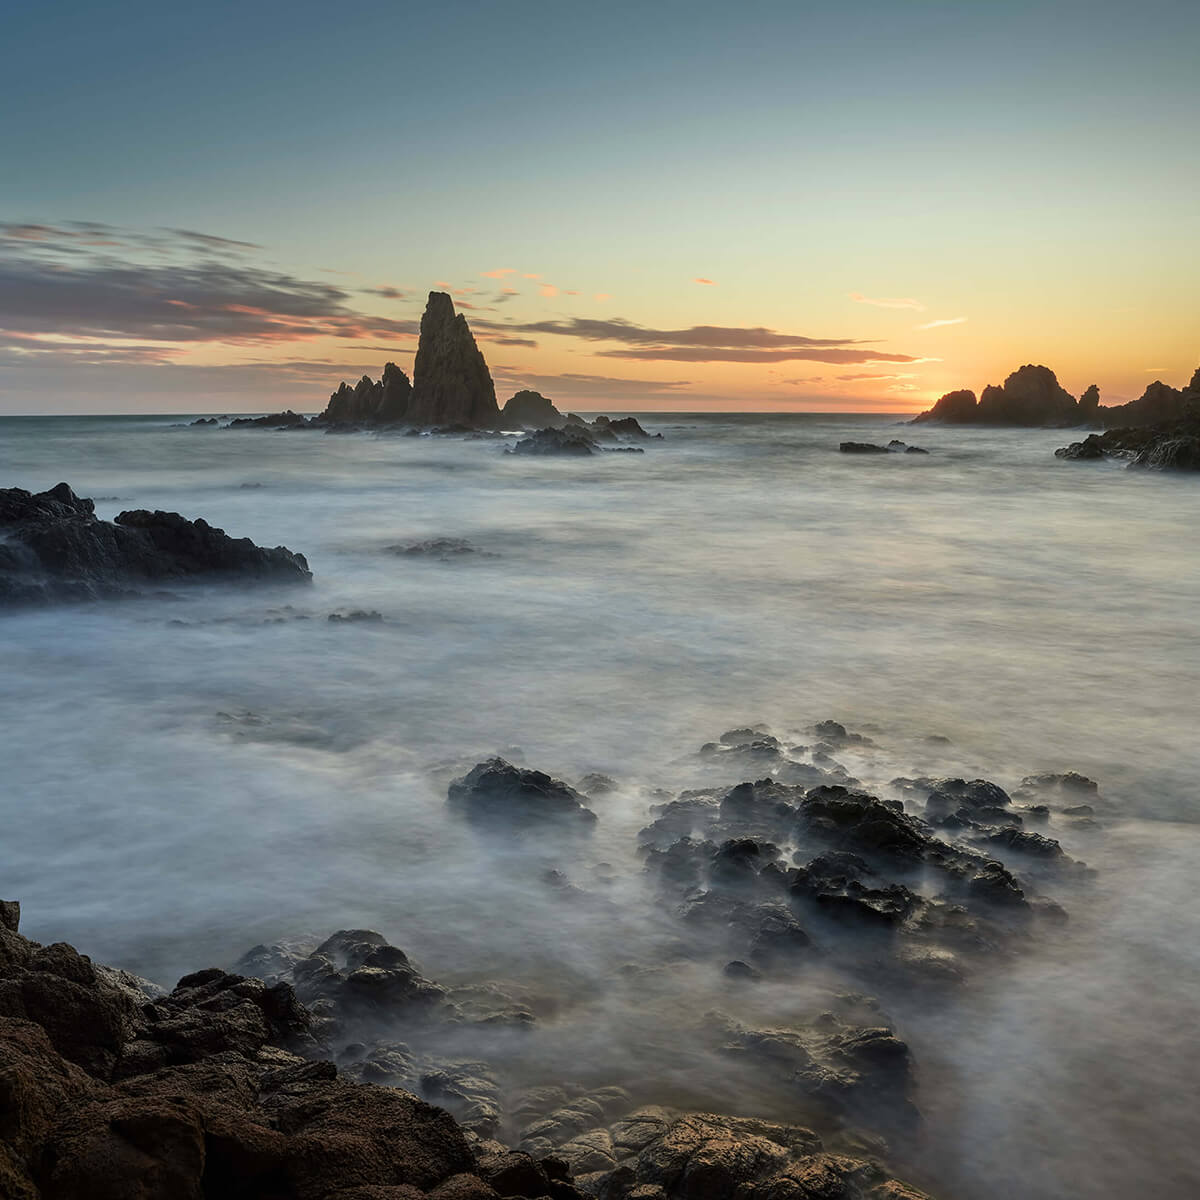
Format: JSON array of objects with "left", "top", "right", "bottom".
[
  {"left": 913, "top": 366, "right": 1083, "bottom": 426},
  {"left": 408, "top": 292, "right": 501, "bottom": 428},
  {"left": 189, "top": 416, "right": 218, "bottom": 426},
  {"left": 501, "top": 390, "right": 565, "bottom": 429},
  {"left": 0, "top": 484, "right": 311, "bottom": 606},
  {"left": 511, "top": 426, "right": 598, "bottom": 456},
  {"left": 329, "top": 610, "right": 384, "bottom": 623},
  {"left": 227, "top": 409, "right": 310, "bottom": 428},
  {"left": 839, "top": 442, "right": 889, "bottom": 454},
  {"left": 1055, "top": 410, "right": 1200, "bottom": 472},
  {"left": 390, "top": 538, "right": 486, "bottom": 559},
  {"left": 1100, "top": 378, "right": 1188, "bottom": 428},
  {"left": 318, "top": 362, "right": 414, "bottom": 426},
  {"left": 1055, "top": 435, "right": 1107, "bottom": 460},
  {"left": 904, "top": 445, "right": 929, "bottom": 454},
  {"left": 1079, "top": 383, "right": 1101, "bottom": 418},
  {"left": 448, "top": 758, "right": 598, "bottom": 830}
]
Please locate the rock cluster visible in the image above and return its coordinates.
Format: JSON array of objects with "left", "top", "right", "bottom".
[
  {"left": 838, "top": 441, "right": 927, "bottom": 455},
  {"left": 319, "top": 363, "right": 414, "bottom": 425},
  {"left": 510, "top": 416, "right": 656, "bottom": 457},
  {"left": 0, "top": 483, "right": 312, "bottom": 606},
  {"left": 911, "top": 365, "right": 1081, "bottom": 426},
  {"left": 1055, "top": 411, "right": 1200, "bottom": 472}
]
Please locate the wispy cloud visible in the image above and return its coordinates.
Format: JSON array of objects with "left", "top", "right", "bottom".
[
  {"left": 836, "top": 372, "right": 917, "bottom": 381},
  {"left": 693, "top": 277, "right": 717, "bottom": 286},
  {"left": 482, "top": 268, "right": 517, "bottom": 279},
  {"left": 915, "top": 316, "right": 967, "bottom": 330},
  {"left": 472, "top": 315, "right": 924, "bottom": 365},
  {"left": 850, "top": 291, "right": 926, "bottom": 311},
  {"left": 540, "top": 284, "right": 559, "bottom": 298}
]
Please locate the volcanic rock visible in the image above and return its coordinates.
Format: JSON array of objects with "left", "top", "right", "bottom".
[{"left": 448, "top": 758, "right": 598, "bottom": 830}]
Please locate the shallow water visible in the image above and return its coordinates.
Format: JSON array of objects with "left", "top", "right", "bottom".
[{"left": 1, "top": 412, "right": 1197, "bottom": 1198}]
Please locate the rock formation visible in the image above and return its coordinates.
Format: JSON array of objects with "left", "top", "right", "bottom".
[
  {"left": 1098, "top": 378, "right": 1188, "bottom": 428},
  {"left": 1057, "top": 413, "right": 1200, "bottom": 471},
  {"left": 910, "top": 388, "right": 977, "bottom": 424},
  {"left": 407, "top": 292, "right": 501, "bottom": 428},
  {"left": 0, "top": 483, "right": 311, "bottom": 605},
  {"left": 501, "top": 390, "right": 564, "bottom": 429},
  {"left": 318, "top": 362, "right": 413, "bottom": 425}
]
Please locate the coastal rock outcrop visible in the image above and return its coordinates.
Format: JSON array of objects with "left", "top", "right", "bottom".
[
  {"left": 1055, "top": 413, "right": 1200, "bottom": 472},
  {"left": 319, "top": 363, "right": 413, "bottom": 425},
  {"left": 1098, "top": 377, "right": 1190, "bottom": 428},
  {"left": 407, "top": 293, "right": 501, "bottom": 429},
  {"left": 0, "top": 483, "right": 312, "bottom": 605},
  {"left": 511, "top": 427, "right": 600, "bottom": 456},
  {"left": 448, "top": 758, "right": 598, "bottom": 830},
  {"left": 914, "top": 366, "right": 1081, "bottom": 426},
  {"left": 501, "top": 391, "right": 565, "bottom": 429}
]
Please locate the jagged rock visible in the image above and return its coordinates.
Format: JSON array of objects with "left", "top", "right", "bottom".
[
  {"left": 839, "top": 442, "right": 889, "bottom": 454},
  {"left": 1099, "top": 378, "right": 1187, "bottom": 427},
  {"left": 1079, "top": 383, "right": 1101, "bottom": 418},
  {"left": 1055, "top": 435, "right": 1107, "bottom": 460},
  {"left": 501, "top": 391, "right": 565, "bottom": 429},
  {"left": 408, "top": 293, "right": 501, "bottom": 428},
  {"left": 0, "top": 484, "right": 311, "bottom": 606},
  {"left": 448, "top": 759, "right": 598, "bottom": 830},
  {"left": 319, "top": 363, "right": 414, "bottom": 425},
  {"left": 1055, "top": 411, "right": 1200, "bottom": 472}
]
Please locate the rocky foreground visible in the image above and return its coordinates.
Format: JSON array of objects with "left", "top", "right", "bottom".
[
  {"left": 1055, "top": 412, "right": 1200, "bottom": 471},
  {"left": 0, "top": 484, "right": 311, "bottom": 607},
  {"left": 0, "top": 721, "right": 1111, "bottom": 1197}
]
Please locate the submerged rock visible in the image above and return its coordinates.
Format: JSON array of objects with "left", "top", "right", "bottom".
[
  {"left": 511, "top": 426, "right": 598, "bottom": 456},
  {"left": 0, "top": 483, "right": 312, "bottom": 606},
  {"left": 839, "top": 442, "right": 890, "bottom": 454},
  {"left": 1054, "top": 411, "right": 1200, "bottom": 472}
]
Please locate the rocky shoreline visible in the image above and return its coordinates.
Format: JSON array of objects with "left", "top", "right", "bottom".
[{"left": 1, "top": 720, "right": 1111, "bottom": 1198}]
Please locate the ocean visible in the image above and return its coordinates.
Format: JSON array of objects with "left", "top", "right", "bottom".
[{"left": 1, "top": 411, "right": 1198, "bottom": 1198}]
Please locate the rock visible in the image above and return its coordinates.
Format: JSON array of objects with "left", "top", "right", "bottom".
[
  {"left": 389, "top": 538, "right": 487, "bottom": 559},
  {"left": 329, "top": 610, "right": 384, "bottom": 623},
  {"left": 1100, "top": 378, "right": 1188, "bottom": 428},
  {"left": 502, "top": 391, "right": 565, "bottom": 429},
  {"left": 449, "top": 759, "right": 598, "bottom": 831},
  {"left": 190, "top": 416, "right": 218, "bottom": 426},
  {"left": 1055, "top": 411, "right": 1200, "bottom": 472},
  {"left": 407, "top": 292, "right": 501, "bottom": 428},
  {"left": 903, "top": 445, "right": 929, "bottom": 454},
  {"left": 1055, "top": 435, "right": 1107, "bottom": 460},
  {"left": 1079, "top": 383, "right": 1101, "bottom": 419},
  {"left": 512, "top": 426, "right": 599, "bottom": 456},
  {"left": 839, "top": 442, "right": 889, "bottom": 454},
  {"left": 0, "top": 915, "right": 516, "bottom": 1200},
  {"left": 0, "top": 484, "right": 312, "bottom": 605},
  {"left": 912, "top": 366, "right": 1082, "bottom": 426},
  {"left": 910, "top": 388, "right": 977, "bottom": 424},
  {"left": 227, "top": 409, "right": 310, "bottom": 428},
  {"left": 318, "top": 363, "right": 414, "bottom": 426}
]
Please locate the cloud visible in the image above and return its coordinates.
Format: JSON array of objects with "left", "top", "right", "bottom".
[
  {"left": 363, "top": 285, "right": 406, "bottom": 299},
  {"left": 693, "top": 277, "right": 717, "bottom": 286},
  {"left": 523, "top": 273, "right": 541, "bottom": 280},
  {"left": 850, "top": 291, "right": 926, "bottom": 311},
  {"left": 490, "top": 369, "right": 691, "bottom": 400},
  {"left": 540, "top": 284, "right": 559, "bottom": 298},
  {"left": 915, "top": 316, "right": 967, "bottom": 330},
  {"left": 836, "top": 372, "right": 917, "bottom": 381},
  {"left": 482, "top": 268, "right": 517, "bottom": 278},
  {"left": 594, "top": 293, "right": 611, "bottom": 302},
  {"left": 469, "top": 314, "right": 925, "bottom": 365},
  {"left": 0, "top": 226, "right": 419, "bottom": 356},
  {"left": 163, "top": 228, "right": 262, "bottom": 252},
  {"left": 782, "top": 376, "right": 825, "bottom": 385}
]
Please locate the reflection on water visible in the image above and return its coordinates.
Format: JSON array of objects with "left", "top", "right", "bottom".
[{"left": 1, "top": 412, "right": 1197, "bottom": 1198}]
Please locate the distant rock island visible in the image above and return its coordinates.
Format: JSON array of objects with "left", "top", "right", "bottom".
[{"left": 912, "top": 363, "right": 1200, "bottom": 428}]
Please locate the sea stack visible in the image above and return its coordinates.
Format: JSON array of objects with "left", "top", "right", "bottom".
[
  {"left": 407, "top": 292, "right": 501, "bottom": 428},
  {"left": 501, "top": 389, "right": 565, "bottom": 429}
]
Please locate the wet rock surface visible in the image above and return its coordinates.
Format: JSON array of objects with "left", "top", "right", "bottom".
[
  {"left": 1054, "top": 411, "right": 1200, "bottom": 472},
  {"left": 0, "top": 483, "right": 312, "bottom": 605}
]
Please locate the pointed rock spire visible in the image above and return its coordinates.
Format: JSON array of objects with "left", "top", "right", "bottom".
[{"left": 407, "top": 292, "right": 500, "bottom": 428}]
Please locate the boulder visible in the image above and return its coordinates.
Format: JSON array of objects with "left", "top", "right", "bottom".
[
  {"left": 909, "top": 388, "right": 976, "bottom": 424},
  {"left": 839, "top": 442, "right": 889, "bottom": 454},
  {"left": 511, "top": 426, "right": 598, "bottom": 456}
]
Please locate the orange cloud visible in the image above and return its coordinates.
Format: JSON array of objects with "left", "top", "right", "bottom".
[
  {"left": 482, "top": 268, "right": 517, "bottom": 278},
  {"left": 693, "top": 277, "right": 717, "bottom": 286},
  {"left": 540, "top": 284, "right": 559, "bottom": 298},
  {"left": 594, "top": 293, "right": 611, "bottom": 302}
]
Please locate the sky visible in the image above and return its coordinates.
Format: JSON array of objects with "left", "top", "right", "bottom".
[{"left": 1, "top": 0, "right": 1197, "bottom": 414}]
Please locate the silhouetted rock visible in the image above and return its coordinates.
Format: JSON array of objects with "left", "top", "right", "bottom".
[
  {"left": 910, "top": 388, "right": 977, "bottom": 424},
  {"left": 1079, "top": 383, "right": 1101, "bottom": 419},
  {"left": 408, "top": 293, "right": 501, "bottom": 428},
  {"left": 1099, "top": 379, "right": 1187, "bottom": 428},
  {"left": 319, "top": 363, "right": 414, "bottom": 425},
  {"left": 501, "top": 390, "right": 564, "bottom": 429},
  {"left": 0, "top": 484, "right": 312, "bottom": 605},
  {"left": 839, "top": 442, "right": 889, "bottom": 454},
  {"left": 1055, "top": 435, "right": 1107, "bottom": 460}
]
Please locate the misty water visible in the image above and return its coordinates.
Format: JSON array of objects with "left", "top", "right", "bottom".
[{"left": 1, "top": 412, "right": 1197, "bottom": 1199}]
